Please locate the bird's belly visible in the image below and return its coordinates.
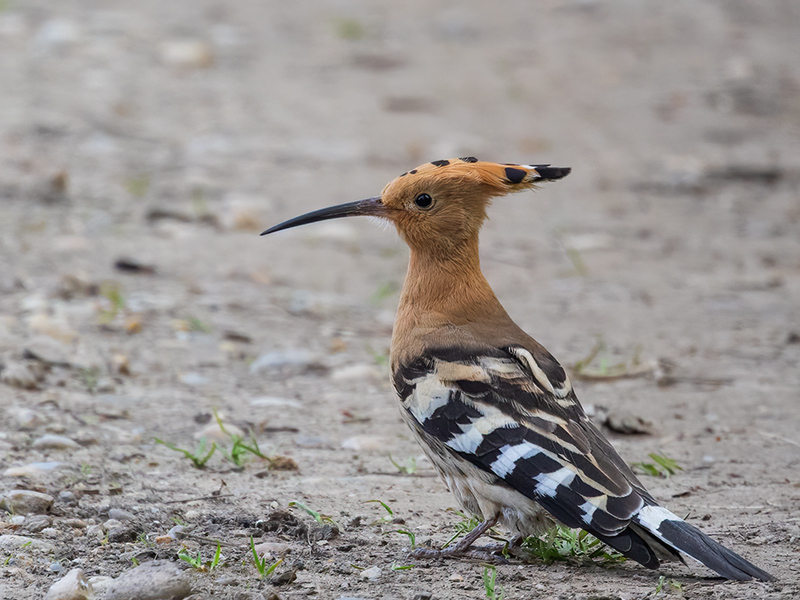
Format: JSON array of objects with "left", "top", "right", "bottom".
[{"left": 400, "top": 407, "right": 554, "bottom": 538}]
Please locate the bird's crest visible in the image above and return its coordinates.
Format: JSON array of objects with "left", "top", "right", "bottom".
[{"left": 382, "top": 157, "right": 570, "bottom": 201}]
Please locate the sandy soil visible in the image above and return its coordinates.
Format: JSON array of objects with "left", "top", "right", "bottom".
[{"left": 1, "top": 1, "right": 799, "bottom": 598}]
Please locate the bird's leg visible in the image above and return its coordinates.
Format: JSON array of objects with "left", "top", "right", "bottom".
[
  {"left": 411, "top": 515, "right": 503, "bottom": 561},
  {"left": 470, "top": 535, "right": 526, "bottom": 559}
]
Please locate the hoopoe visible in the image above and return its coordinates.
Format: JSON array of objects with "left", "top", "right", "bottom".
[{"left": 262, "top": 158, "right": 773, "bottom": 581}]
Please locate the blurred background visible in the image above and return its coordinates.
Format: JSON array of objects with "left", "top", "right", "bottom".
[{"left": 1, "top": 1, "right": 798, "bottom": 598}]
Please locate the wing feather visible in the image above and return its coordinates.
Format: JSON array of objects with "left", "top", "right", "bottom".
[
  {"left": 393, "top": 345, "right": 647, "bottom": 538},
  {"left": 393, "top": 343, "right": 773, "bottom": 580}
]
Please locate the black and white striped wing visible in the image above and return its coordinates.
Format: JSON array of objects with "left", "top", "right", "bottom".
[
  {"left": 393, "top": 344, "right": 774, "bottom": 580},
  {"left": 393, "top": 344, "right": 658, "bottom": 562}
]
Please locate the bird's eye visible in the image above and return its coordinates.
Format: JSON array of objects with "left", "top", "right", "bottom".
[{"left": 414, "top": 193, "right": 434, "bottom": 210}]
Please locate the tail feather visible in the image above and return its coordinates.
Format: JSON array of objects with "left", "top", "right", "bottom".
[
  {"left": 590, "top": 527, "right": 662, "bottom": 570},
  {"left": 633, "top": 504, "right": 774, "bottom": 581}
]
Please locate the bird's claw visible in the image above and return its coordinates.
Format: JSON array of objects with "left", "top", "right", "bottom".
[{"left": 409, "top": 544, "right": 509, "bottom": 563}]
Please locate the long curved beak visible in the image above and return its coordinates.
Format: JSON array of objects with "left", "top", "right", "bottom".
[{"left": 260, "top": 197, "right": 386, "bottom": 236}]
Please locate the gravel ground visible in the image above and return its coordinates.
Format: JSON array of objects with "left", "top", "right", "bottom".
[{"left": 1, "top": 1, "right": 799, "bottom": 599}]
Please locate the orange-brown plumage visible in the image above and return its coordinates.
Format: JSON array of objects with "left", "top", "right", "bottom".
[{"left": 261, "top": 158, "right": 773, "bottom": 581}]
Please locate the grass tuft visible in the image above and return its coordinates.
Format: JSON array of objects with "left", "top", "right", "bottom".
[
  {"left": 250, "top": 535, "right": 282, "bottom": 578},
  {"left": 154, "top": 437, "right": 217, "bottom": 469},
  {"left": 388, "top": 454, "right": 417, "bottom": 475},
  {"left": 482, "top": 564, "right": 504, "bottom": 600},
  {"left": 632, "top": 453, "right": 683, "bottom": 478},
  {"left": 521, "top": 526, "right": 626, "bottom": 565},
  {"left": 288, "top": 500, "right": 339, "bottom": 527}
]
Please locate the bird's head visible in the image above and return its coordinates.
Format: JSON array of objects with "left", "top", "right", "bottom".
[{"left": 262, "top": 158, "right": 570, "bottom": 255}]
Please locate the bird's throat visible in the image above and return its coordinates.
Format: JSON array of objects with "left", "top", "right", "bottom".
[{"left": 391, "top": 236, "right": 511, "bottom": 361}]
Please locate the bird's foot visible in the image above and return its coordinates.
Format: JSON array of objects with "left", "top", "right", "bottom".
[
  {"left": 409, "top": 545, "right": 508, "bottom": 563},
  {"left": 409, "top": 515, "right": 508, "bottom": 562}
]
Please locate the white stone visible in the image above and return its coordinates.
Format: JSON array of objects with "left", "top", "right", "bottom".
[
  {"left": 4, "top": 462, "right": 70, "bottom": 478},
  {"left": 7, "top": 407, "right": 45, "bottom": 429},
  {"left": 253, "top": 541, "right": 291, "bottom": 558},
  {"left": 0, "top": 490, "right": 54, "bottom": 514},
  {"left": 159, "top": 39, "right": 213, "bottom": 68},
  {"left": 179, "top": 372, "right": 209, "bottom": 386},
  {"left": 249, "top": 349, "right": 321, "bottom": 374},
  {"left": 340, "top": 435, "right": 387, "bottom": 451},
  {"left": 96, "top": 560, "right": 191, "bottom": 600},
  {"left": 250, "top": 395, "right": 302, "bottom": 408},
  {"left": 32, "top": 434, "right": 81, "bottom": 450},
  {"left": 27, "top": 313, "right": 78, "bottom": 343},
  {"left": 331, "top": 363, "right": 382, "bottom": 381},
  {"left": 359, "top": 565, "right": 382, "bottom": 580},
  {"left": 0, "top": 534, "right": 55, "bottom": 552},
  {"left": 108, "top": 508, "right": 134, "bottom": 521}
]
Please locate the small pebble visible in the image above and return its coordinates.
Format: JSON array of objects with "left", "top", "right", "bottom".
[
  {"left": 58, "top": 491, "right": 77, "bottom": 504},
  {"left": 294, "top": 434, "right": 331, "bottom": 448},
  {"left": 331, "top": 363, "right": 382, "bottom": 381},
  {"left": 24, "top": 515, "right": 52, "bottom": 532},
  {"left": 4, "top": 461, "right": 70, "bottom": 478},
  {"left": 159, "top": 39, "right": 214, "bottom": 68},
  {"left": 165, "top": 524, "right": 186, "bottom": 541},
  {"left": 98, "top": 560, "right": 191, "bottom": 600},
  {"left": 269, "top": 569, "right": 297, "bottom": 586},
  {"left": 86, "top": 575, "right": 114, "bottom": 595},
  {"left": 0, "top": 490, "right": 54, "bottom": 514},
  {"left": 33, "top": 434, "right": 81, "bottom": 450},
  {"left": 250, "top": 396, "right": 302, "bottom": 408},
  {"left": 359, "top": 565, "right": 382, "bottom": 581},
  {"left": 179, "top": 372, "right": 208, "bottom": 386},
  {"left": 24, "top": 336, "right": 73, "bottom": 365},
  {"left": 27, "top": 313, "right": 78, "bottom": 343},
  {"left": 0, "top": 534, "right": 55, "bottom": 552},
  {"left": 108, "top": 508, "right": 135, "bottom": 521},
  {"left": 340, "top": 435, "right": 385, "bottom": 451},
  {"left": 253, "top": 541, "right": 291, "bottom": 558},
  {"left": 62, "top": 518, "right": 87, "bottom": 528},
  {"left": 1, "top": 361, "right": 44, "bottom": 389},
  {"left": 44, "top": 568, "right": 91, "bottom": 600},
  {"left": 249, "top": 349, "right": 324, "bottom": 375},
  {"left": 8, "top": 407, "right": 46, "bottom": 429},
  {"left": 102, "top": 518, "right": 123, "bottom": 531}
]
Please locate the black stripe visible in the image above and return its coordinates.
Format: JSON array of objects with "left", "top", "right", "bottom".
[
  {"left": 533, "top": 166, "right": 571, "bottom": 180},
  {"left": 504, "top": 167, "right": 527, "bottom": 184},
  {"left": 419, "top": 390, "right": 481, "bottom": 440}
]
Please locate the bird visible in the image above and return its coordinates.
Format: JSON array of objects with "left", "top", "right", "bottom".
[{"left": 261, "top": 157, "right": 773, "bottom": 581}]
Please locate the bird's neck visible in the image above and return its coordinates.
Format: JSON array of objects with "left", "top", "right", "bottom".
[{"left": 391, "top": 236, "right": 513, "bottom": 361}]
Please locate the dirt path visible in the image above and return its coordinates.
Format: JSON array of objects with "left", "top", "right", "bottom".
[{"left": 1, "top": 1, "right": 798, "bottom": 598}]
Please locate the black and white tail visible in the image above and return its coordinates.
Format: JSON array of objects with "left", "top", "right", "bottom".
[{"left": 629, "top": 504, "right": 774, "bottom": 581}]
